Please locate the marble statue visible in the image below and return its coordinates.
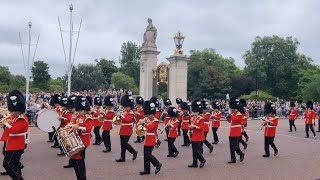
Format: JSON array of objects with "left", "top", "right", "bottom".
[{"left": 143, "top": 18, "right": 157, "bottom": 48}]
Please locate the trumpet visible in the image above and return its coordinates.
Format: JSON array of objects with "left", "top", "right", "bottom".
[
  {"left": 260, "top": 118, "right": 271, "bottom": 130},
  {"left": 135, "top": 117, "right": 149, "bottom": 137},
  {"left": 0, "top": 110, "right": 11, "bottom": 126},
  {"left": 159, "top": 118, "right": 179, "bottom": 134},
  {"left": 112, "top": 108, "right": 124, "bottom": 125}
]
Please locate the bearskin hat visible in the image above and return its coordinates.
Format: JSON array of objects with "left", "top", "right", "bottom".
[
  {"left": 229, "top": 97, "right": 240, "bottom": 109},
  {"left": 201, "top": 100, "right": 209, "bottom": 110},
  {"left": 211, "top": 101, "right": 220, "bottom": 109},
  {"left": 264, "top": 102, "right": 276, "bottom": 115},
  {"left": 176, "top": 97, "right": 183, "bottom": 105},
  {"left": 238, "top": 104, "right": 245, "bottom": 115},
  {"left": 52, "top": 94, "right": 61, "bottom": 105},
  {"left": 135, "top": 96, "right": 144, "bottom": 105},
  {"left": 86, "top": 96, "right": 92, "bottom": 106},
  {"left": 168, "top": 106, "right": 179, "bottom": 118},
  {"left": 74, "top": 96, "right": 91, "bottom": 111},
  {"left": 120, "top": 95, "right": 134, "bottom": 109},
  {"left": 290, "top": 101, "right": 295, "bottom": 108},
  {"left": 7, "top": 90, "right": 26, "bottom": 113},
  {"left": 60, "top": 96, "right": 68, "bottom": 107},
  {"left": 150, "top": 97, "right": 160, "bottom": 108},
  {"left": 240, "top": 99, "right": 247, "bottom": 107},
  {"left": 306, "top": 101, "right": 313, "bottom": 109},
  {"left": 67, "top": 95, "right": 76, "bottom": 109},
  {"left": 163, "top": 98, "right": 172, "bottom": 107},
  {"left": 143, "top": 100, "right": 156, "bottom": 115},
  {"left": 94, "top": 96, "right": 102, "bottom": 106},
  {"left": 104, "top": 96, "right": 114, "bottom": 107},
  {"left": 191, "top": 100, "right": 202, "bottom": 113},
  {"left": 181, "top": 102, "right": 189, "bottom": 111}
]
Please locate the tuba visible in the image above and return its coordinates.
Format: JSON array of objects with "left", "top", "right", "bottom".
[{"left": 135, "top": 117, "right": 149, "bottom": 137}]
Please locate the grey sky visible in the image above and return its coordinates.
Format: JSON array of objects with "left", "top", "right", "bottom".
[{"left": 1, "top": 0, "right": 320, "bottom": 78}]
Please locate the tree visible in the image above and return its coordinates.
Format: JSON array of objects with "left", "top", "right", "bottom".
[
  {"left": 188, "top": 49, "right": 240, "bottom": 99},
  {"left": 243, "top": 35, "right": 316, "bottom": 99},
  {"left": 230, "top": 76, "right": 256, "bottom": 97},
  {"left": 119, "top": 41, "right": 140, "bottom": 87},
  {"left": 0, "top": 66, "right": 11, "bottom": 86},
  {"left": 158, "top": 82, "right": 167, "bottom": 98},
  {"left": 10, "top": 75, "right": 26, "bottom": 91},
  {"left": 32, "top": 61, "right": 51, "bottom": 90},
  {"left": 240, "top": 90, "right": 277, "bottom": 101},
  {"left": 95, "top": 58, "right": 118, "bottom": 87},
  {"left": 49, "top": 78, "right": 64, "bottom": 92},
  {"left": 111, "top": 72, "right": 138, "bottom": 94},
  {"left": 301, "top": 74, "right": 320, "bottom": 102},
  {"left": 71, "top": 64, "right": 104, "bottom": 91}
]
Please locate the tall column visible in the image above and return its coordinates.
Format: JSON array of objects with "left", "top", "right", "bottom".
[{"left": 167, "top": 54, "right": 189, "bottom": 106}]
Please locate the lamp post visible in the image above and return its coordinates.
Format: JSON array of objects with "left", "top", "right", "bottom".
[{"left": 173, "top": 31, "right": 185, "bottom": 55}]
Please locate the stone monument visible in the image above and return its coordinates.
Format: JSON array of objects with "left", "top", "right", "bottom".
[
  {"left": 139, "top": 18, "right": 160, "bottom": 99},
  {"left": 167, "top": 31, "right": 189, "bottom": 106}
]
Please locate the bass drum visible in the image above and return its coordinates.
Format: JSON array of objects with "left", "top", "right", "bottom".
[{"left": 35, "top": 109, "right": 60, "bottom": 132}]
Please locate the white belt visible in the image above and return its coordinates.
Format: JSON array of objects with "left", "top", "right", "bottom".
[
  {"left": 204, "top": 122, "right": 210, "bottom": 124},
  {"left": 290, "top": 114, "right": 295, "bottom": 116},
  {"left": 104, "top": 119, "right": 113, "bottom": 122},
  {"left": 82, "top": 133, "right": 90, "bottom": 135},
  {"left": 266, "top": 126, "right": 276, "bottom": 128},
  {"left": 231, "top": 125, "right": 242, "bottom": 128},
  {"left": 146, "top": 133, "right": 155, "bottom": 136},
  {"left": 182, "top": 120, "right": 189, "bottom": 123},
  {"left": 9, "top": 132, "right": 27, "bottom": 137},
  {"left": 122, "top": 123, "right": 133, "bottom": 126}
]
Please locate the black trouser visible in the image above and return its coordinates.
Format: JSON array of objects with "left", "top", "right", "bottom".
[
  {"left": 165, "top": 128, "right": 169, "bottom": 139},
  {"left": 48, "top": 132, "right": 54, "bottom": 142},
  {"left": 239, "top": 133, "right": 247, "bottom": 147},
  {"left": 53, "top": 133, "right": 59, "bottom": 146},
  {"left": 318, "top": 120, "right": 320, "bottom": 131},
  {"left": 203, "top": 132, "right": 212, "bottom": 149},
  {"left": 2, "top": 142, "right": 6, "bottom": 156},
  {"left": 229, "top": 136, "right": 243, "bottom": 161},
  {"left": 305, "top": 124, "right": 316, "bottom": 137},
  {"left": 182, "top": 129, "right": 190, "bottom": 145},
  {"left": 120, "top": 135, "right": 136, "bottom": 159},
  {"left": 177, "top": 121, "right": 181, "bottom": 136},
  {"left": 93, "top": 126, "right": 102, "bottom": 144},
  {"left": 3, "top": 150, "right": 24, "bottom": 180},
  {"left": 144, "top": 146, "right": 160, "bottom": 173},
  {"left": 191, "top": 142, "right": 205, "bottom": 166},
  {"left": 212, "top": 127, "right": 219, "bottom": 142},
  {"left": 71, "top": 148, "right": 86, "bottom": 180},
  {"left": 102, "top": 130, "right": 111, "bottom": 150},
  {"left": 264, "top": 137, "right": 277, "bottom": 155},
  {"left": 243, "top": 130, "right": 249, "bottom": 141},
  {"left": 289, "top": 120, "right": 296, "bottom": 131},
  {"left": 136, "top": 135, "right": 145, "bottom": 142},
  {"left": 168, "top": 138, "right": 178, "bottom": 156}
]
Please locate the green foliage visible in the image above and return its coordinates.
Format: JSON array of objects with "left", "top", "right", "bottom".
[
  {"left": 158, "top": 82, "right": 167, "bottom": 98},
  {"left": 49, "top": 78, "right": 64, "bottom": 92},
  {"left": 71, "top": 64, "right": 104, "bottom": 91},
  {"left": 119, "top": 41, "right": 140, "bottom": 87},
  {"left": 32, "top": 61, "right": 51, "bottom": 90},
  {"left": 111, "top": 72, "right": 138, "bottom": 94},
  {"left": 0, "top": 66, "right": 11, "bottom": 85},
  {"left": 188, "top": 49, "right": 240, "bottom": 99},
  {"left": 240, "top": 90, "right": 276, "bottom": 101},
  {"left": 95, "top": 58, "right": 118, "bottom": 86},
  {"left": 301, "top": 74, "right": 320, "bottom": 102},
  {"left": 243, "top": 35, "right": 316, "bottom": 99}
]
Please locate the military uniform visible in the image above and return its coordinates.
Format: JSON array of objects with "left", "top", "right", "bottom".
[
  {"left": 167, "top": 107, "right": 179, "bottom": 157},
  {"left": 134, "top": 96, "right": 145, "bottom": 143},
  {"left": 92, "top": 96, "right": 103, "bottom": 145},
  {"left": 101, "top": 96, "right": 115, "bottom": 152},
  {"left": 180, "top": 102, "right": 191, "bottom": 146},
  {"left": 211, "top": 101, "right": 221, "bottom": 144},
  {"left": 201, "top": 101, "right": 213, "bottom": 154},
  {"left": 262, "top": 102, "right": 278, "bottom": 157},
  {"left": 288, "top": 102, "right": 298, "bottom": 132},
  {"left": 305, "top": 101, "right": 316, "bottom": 138}
]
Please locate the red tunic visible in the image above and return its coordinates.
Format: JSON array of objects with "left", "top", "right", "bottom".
[
  {"left": 0, "top": 116, "right": 13, "bottom": 142},
  {"left": 92, "top": 109, "right": 103, "bottom": 127},
  {"left": 135, "top": 107, "right": 144, "bottom": 123},
  {"left": 60, "top": 110, "right": 72, "bottom": 128},
  {"left": 289, "top": 109, "right": 298, "bottom": 121},
  {"left": 264, "top": 115, "right": 278, "bottom": 137},
  {"left": 5, "top": 114, "right": 29, "bottom": 151},
  {"left": 227, "top": 112, "right": 243, "bottom": 137},
  {"left": 168, "top": 119, "right": 179, "bottom": 138},
  {"left": 76, "top": 115, "right": 93, "bottom": 147},
  {"left": 211, "top": 111, "right": 221, "bottom": 128},
  {"left": 102, "top": 110, "right": 115, "bottom": 131},
  {"left": 190, "top": 115, "right": 205, "bottom": 142},
  {"left": 144, "top": 117, "right": 159, "bottom": 146},
  {"left": 155, "top": 110, "right": 161, "bottom": 119},
  {"left": 181, "top": 112, "right": 190, "bottom": 130},
  {"left": 202, "top": 112, "right": 210, "bottom": 133},
  {"left": 119, "top": 110, "right": 134, "bottom": 136},
  {"left": 305, "top": 110, "right": 316, "bottom": 124}
]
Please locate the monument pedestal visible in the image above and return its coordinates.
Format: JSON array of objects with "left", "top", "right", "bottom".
[
  {"left": 139, "top": 47, "right": 159, "bottom": 99},
  {"left": 167, "top": 54, "right": 190, "bottom": 106}
]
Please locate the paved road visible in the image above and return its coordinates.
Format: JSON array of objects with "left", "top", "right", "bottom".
[{"left": 1, "top": 118, "right": 320, "bottom": 180}]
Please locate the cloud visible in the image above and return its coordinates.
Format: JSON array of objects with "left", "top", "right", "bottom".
[{"left": 1, "top": 0, "right": 320, "bottom": 78}]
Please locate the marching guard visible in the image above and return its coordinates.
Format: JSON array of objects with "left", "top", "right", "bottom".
[
  {"left": 50, "top": 94, "right": 61, "bottom": 147},
  {"left": 162, "top": 98, "right": 172, "bottom": 141},
  {"left": 211, "top": 101, "right": 221, "bottom": 144},
  {"left": 261, "top": 102, "right": 278, "bottom": 157},
  {"left": 238, "top": 99, "right": 248, "bottom": 150},
  {"left": 150, "top": 97, "right": 161, "bottom": 148},
  {"left": 176, "top": 97, "right": 183, "bottom": 136},
  {"left": 188, "top": 100, "right": 206, "bottom": 168},
  {"left": 139, "top": 100, "right": 162, "bottom": 175},
  {"left": 227, "top": 97, "right": 245, "bottom": 164},
  {"left": 92, "top": 96, "right": 103, "bottom": 145},
  {"left": 180, "top": 102, "right": 191, "bottom": 146},
  {"left": 100, "top": 96, "right": 115, "bottom": 153},
  {"left": 57, "top": 96, "right": 72, "bottom": 156},
  {"left": 201, "top": 100, "right": 213, "bottom": 154},
  {"left": 1, "top": 90, "right": 29, "bottom": 180},
  {"left": 288, "top": 101, "right": 298, "bottom": 132},
  {"left": 305, "top": 101, "right": 316, "bottom": 138},
  {"left": 116, "top": 95, "right": 138, "bottom": 162},
  {"left": 166, "top": 107, "right": 180, "bottom": 157},
  {"left": 134, "top": 96, "right": 145, "bottom": 143}
]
